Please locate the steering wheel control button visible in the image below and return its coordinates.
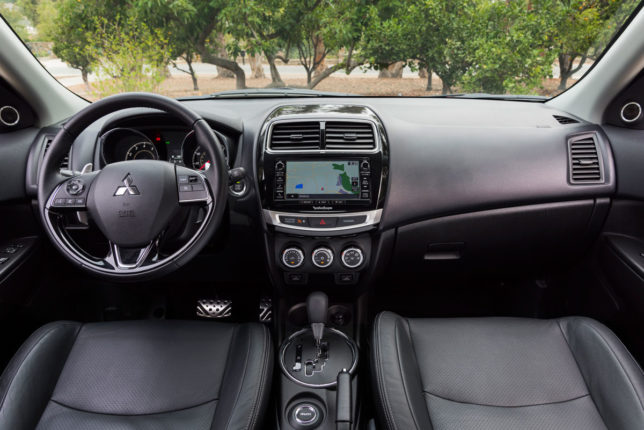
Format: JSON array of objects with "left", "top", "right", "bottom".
[
  {"left": 341, "top": 247, "right": 364, "bottom": 269},
  {"left": 309, "top": 217, "right": 337, "bottom": 228},
  {"left": 293, "top": 403, "right": 320, "bottom": 426},
  {"left": 280, "top": 216, "right": 308, "bottom": 226},
  {"left": 66, "top": 179, "right": 85, "bottom": 195},
  {"left": 177, "top": 170, "right": 209, "bottom": 203},
  {"left": 312, "top": 247, "right": 334, "bottom": 268},
  {"left": 0, "top": 257, "right": 9, "bottom": 264},
  {"left": 282, "top": 247, "right": 305, "bottom": 268},
  {"left": 337, "top": 215, "right": 367, "bottom": 227}
]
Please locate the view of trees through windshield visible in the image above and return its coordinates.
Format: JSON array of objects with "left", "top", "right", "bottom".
[{"left": 1, "top": 0, "right": 640, "bottom": 100}]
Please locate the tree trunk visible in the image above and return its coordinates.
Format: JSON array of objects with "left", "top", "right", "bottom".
[
  {"left": 215, "top": 33, "right": 235, "bottom": 78},
  {"left": 249, "top": 53, "right": 265, "bottom": 79},
  {"left": 187, "top": 59, "right": 199, "bottom": 91},
  {"left": 441, "top": 79, "right": 450, "bottom": 95},
  {"left": 81, "top": 69, "right": 90, "bottom": 92},
  {"left": 265, "top": 54, "right": 285, "bottom": 86},
  {"left": 419, "top": 68, "right": 428, "bottom": 79},
  {"left": 200, "top": 51, "right": 246, "bottom": 89},
  {"left": 425, "top": 70, "right": 433, "bottom": 91},
  {"left": 378, "top": 61, "right": 404, "bottom": 78},
  {"left": 313, "top": 35, "right": 326, "bottom": 77},
  {"left": 558, "top": 53, "right": 572, "bottom": 90}
]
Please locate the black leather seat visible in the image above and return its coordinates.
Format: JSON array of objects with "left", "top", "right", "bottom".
[
  {"left": 0, "top": 320, "right": 273, "bottom": 430},
  {"left": 371, "top": 312, "right": 644, "bottom": 430}
]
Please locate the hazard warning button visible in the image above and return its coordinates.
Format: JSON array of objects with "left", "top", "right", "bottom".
[{"left": 309, "top": 217, "right": 337, "bottom": 228}]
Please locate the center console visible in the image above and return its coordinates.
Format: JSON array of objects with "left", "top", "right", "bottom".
[
  {"left": 257, "top": 105, "right": 388, "bottom": 287},
  {"left": 257, "top": 105, "right": 388, "bottom": 429}
]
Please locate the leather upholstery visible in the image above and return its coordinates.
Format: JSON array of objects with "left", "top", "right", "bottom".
[
  {"left": 0, "top": 320, "right": 273, "bottom": 430},
  {"left": 372, "top": 312, "right": 644, "bottom": 430}
]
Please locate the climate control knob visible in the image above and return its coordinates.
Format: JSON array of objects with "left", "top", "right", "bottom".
[
  {"left": 312, "top": 247, "right": 334, "bottom": 268},
  {"left": 282, "top": 247, "right": 304, "bottom": 268},
  {"left": 341, "top": 247, "right": 364, "bottom": 269}
]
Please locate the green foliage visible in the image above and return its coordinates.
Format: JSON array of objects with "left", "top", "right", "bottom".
[
  {"left": 87, "top": 14, "right": 173, "bottom": 97},
  {"left": 1, "top": 2, "right": 31, "bottom": 40},
  {"left": 9, "top": 0, "right": 642, "bottom": 95},
  {"left": 461, "top": 0, "right": 558, "bottom": 94}
]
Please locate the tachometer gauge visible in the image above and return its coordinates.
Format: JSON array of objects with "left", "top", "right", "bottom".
[{"left": 125, "top": 141, "right": 159, "bottom": 160}]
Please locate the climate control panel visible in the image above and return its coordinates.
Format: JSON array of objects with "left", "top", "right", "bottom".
[{"left": 274, "top": 234, "right": 371, "bottom": 286}]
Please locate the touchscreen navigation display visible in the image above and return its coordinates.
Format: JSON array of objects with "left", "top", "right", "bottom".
[{"left": 285, "top": 160, "right": 361, "bottom": 199}]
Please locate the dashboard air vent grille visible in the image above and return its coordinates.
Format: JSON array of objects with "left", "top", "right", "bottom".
[
  {"left": 43, "top": 135, "right": 71, "bottom": 170},
  {"left": 554, "top": 115, "right": 579, "bottom": 125},
  {"left": 568, "top": 135, "right": 602, "bottom": 183},
  {"left": 325, "top": 121, "right": 375, "bottom": 149},
  {"left": 270, "top": 122, "right": 321, "bottom": 150}
]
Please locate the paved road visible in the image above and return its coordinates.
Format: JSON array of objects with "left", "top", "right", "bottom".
[{"left": 41, "top": 58, "right": 591, "bottom": 88}]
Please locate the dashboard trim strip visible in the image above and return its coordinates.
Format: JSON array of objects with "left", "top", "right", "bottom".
[{"left": 263, "top": 209, "right": 382, "bottom": 232}]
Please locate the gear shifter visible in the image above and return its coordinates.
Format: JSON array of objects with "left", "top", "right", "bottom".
[{"left": 306, "top": 291, "right": 328, "bottom": 349}]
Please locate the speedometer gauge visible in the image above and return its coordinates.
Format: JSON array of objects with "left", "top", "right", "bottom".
[
  {"left": 126, "top": 142, "right": 159, "bottom": 160},
  {"left": 192, "top": 147, "right": 209, "bottom": 170}
]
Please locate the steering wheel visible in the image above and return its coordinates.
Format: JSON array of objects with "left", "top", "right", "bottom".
[{"left": 37, "top": 93, "right": 228, "bottom": 281}]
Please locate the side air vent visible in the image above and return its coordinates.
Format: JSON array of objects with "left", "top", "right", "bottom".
[
  {"left": 42, "top": 135, "right": 71, "bottom": 170},
  {"left": 554, "top": 115, "right": 579, "bottom": 125},
  {"left": 325, "top": 121, "right": 376, "bottom": 149},
  {"left": 568, "top": 134, "right": 603, "bottom": 184},
  {"left": 269, "top": 121, "right": 321, "bottom": 150}
]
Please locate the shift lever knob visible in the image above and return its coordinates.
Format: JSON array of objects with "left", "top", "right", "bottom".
[{"left": 307, "top": 291, "right": 328, "bottom": 345}]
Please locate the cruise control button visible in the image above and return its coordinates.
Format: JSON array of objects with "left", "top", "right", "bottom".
[
  {"left": 337, "top": 215, "right": 367, "bottom": 227},
  {"left": 179, "top": 184, "right": 191, "bottom": 192},
  {"left": 309, "top": 217, "right": 337, "bottom": 228}
]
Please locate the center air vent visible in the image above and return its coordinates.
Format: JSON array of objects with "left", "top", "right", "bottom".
[
  {"left": 324, "top": 121, "right": 376, "bottom": 149},
  {"left": 269, "top": 122, "right": 321, "bottom": 150},
  {"left": 568, "top": 134, "right": 602, "bottom": 184}
]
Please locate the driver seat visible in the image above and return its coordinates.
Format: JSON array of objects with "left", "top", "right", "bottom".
[{"left": 0, "top": 320, "right": 273, "bottom": 430}]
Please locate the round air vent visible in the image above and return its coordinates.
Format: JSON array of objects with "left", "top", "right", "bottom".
[
  {"left": 0, "top": 105, "right": 20, "bottom": 126},
  {"left": 620, "top": 101, "right": 642, "bottom": 123}
]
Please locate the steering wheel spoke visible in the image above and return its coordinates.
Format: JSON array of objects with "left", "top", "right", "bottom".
[{"left": 106, "top": 238, "right": 160, "bottom": 270}]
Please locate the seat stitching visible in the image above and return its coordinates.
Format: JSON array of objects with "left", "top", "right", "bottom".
[
  {"left": 0, "top": 322, "right": 80, "bottom": 412},
  {"left": 576, "top": 320, "right": 644, "bottom": 412},
  {"left": 403, "top": 318, "right": 429, "bottom": 430},
  {"left": 373, "top": 312, "right": 397, "bottom": 430},
  {"left": 423, "top": 391, "right": 592, "bottom": 409},
  {"left": 392, "top": 318, "right": 420, "bottom": 430},
  {"left": 245, "top": 325, "right": 270, "bottom": 430},
  {"left": 49, "top": 398, "right": 218, "bottom": 417},
  {"left": 222, "top": 325, "right": 252, "bottom": 430}
]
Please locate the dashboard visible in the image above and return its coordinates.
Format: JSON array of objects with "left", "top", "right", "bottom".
[
  {"left": 12, "top": 94, "right": 639, "bottom": 289},
  {"left": 99, "top": 125, "right": 231, "bottom": 170}
]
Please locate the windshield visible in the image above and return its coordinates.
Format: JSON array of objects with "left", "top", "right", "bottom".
[{"left": 1, "top": 0, "right": 641, "bottom": 101}]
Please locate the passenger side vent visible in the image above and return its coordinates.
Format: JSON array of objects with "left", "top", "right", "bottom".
[
  {"left": 568, "top": 134, "right": 603, "bottom": 184},
  {"left": 324, "top": 121, "right": 376, "bottom": 149},
  {"left": 42, "top": 135, "right": 71, "bottom": 171},
  {"left": 269, "top": 122, "right": 321, "bottom": 150},
  {"left": 554, "top": 115, "right": 579, "bottom": 125}
]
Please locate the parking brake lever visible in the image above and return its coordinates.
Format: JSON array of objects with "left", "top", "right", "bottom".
[{"left": 336, "top": 369, "right": 352, "bottom": 430}]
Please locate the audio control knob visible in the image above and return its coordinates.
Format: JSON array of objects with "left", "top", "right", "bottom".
[
  {"left": 341, "top": 247, "right": 364, "bottom": 269},
  {"left": 282, "top": 247, "right": 304, "bottom": 268},
  {"left": 312, "top": 247, "right": 334, "bottom": 268}
]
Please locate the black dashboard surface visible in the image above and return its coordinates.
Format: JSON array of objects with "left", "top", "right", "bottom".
[{"left": 8, "top": 97, "right": 624, "bottom": 231}]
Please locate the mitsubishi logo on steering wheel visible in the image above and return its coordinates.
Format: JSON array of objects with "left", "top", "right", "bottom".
[{"left": 114, "top": 173, "right": 140, "bottom": 196}]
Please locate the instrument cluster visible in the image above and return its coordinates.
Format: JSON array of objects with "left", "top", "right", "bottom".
[{"left": 100, "top": 126, "right": 230, "bottom": 171}]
